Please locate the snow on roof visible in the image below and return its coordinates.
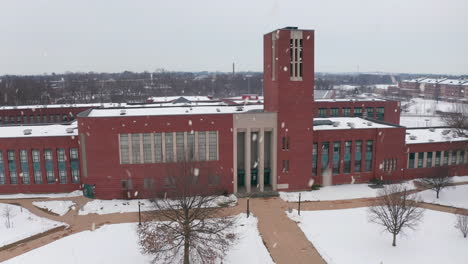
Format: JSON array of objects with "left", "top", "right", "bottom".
[
  {"left": 405, "top": 128, "right": 468, "bottom": 144},
  {"left": 313, "top": 117, "right": 395, "bottom": 131},
  {"left": 315, "top": 98, "right": 385, "bottom": 102},
  {"left": 86, "top": 104, "right": 264, "bottom": 118},
  {"left": 0, "top": 122, "right": 78, "bottom": 138},
  {"left": 147, "top": 96, "right": 213, "bottom": 103},
  {"left": 438, "top": 79, "right": 467, "bottom": 85},
  {"left": 0, "top": 103, "right": 122, "bottom": 111},
  {"left": 314, "top": 90, "right": 335, "bottom": 99}
]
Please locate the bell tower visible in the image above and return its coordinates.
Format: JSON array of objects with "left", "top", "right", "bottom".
[{"left": 263, "top": 27, "right": 315, "bottom": 191}]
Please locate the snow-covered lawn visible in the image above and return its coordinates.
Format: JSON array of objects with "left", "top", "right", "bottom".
[
  {"left": 4, "top": 214, "right": 274, "bottom": 264},
  {"left": 400, "top": 115, "right": 446, "bottom": 127},
  {"left": 288, "top": 208, "right": 468, "bottom": 264},
  {"left": 0, "top": 190, "right": 82, "bottom": 200},
  {"left": 418, "top": 185, "right": 468, "bottom": 209},
  {"left": 32, "top": 201, "right": 76, "bottom": 216},
  {"left": 452, "top": 175, "right": 468, "bottom": 183},
  {"left": 403, "top": 98, "right": 461, "bottom": 115},
  {"left": 0, "top": 203, "right": 66, "bottom": 247},
  {"left": 279, "top": 180, "right": 416, "bottom": 202},
  {"left": 79, "top": 195, "right": 237, "bottom": 215}
]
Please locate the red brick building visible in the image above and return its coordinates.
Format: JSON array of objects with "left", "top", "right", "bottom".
[{"left": 0, "top": 27, "right": 467, "bottom": 199}]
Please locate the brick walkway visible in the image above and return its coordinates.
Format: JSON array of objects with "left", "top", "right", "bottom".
[{"left": 1, "top": 182, "right": 467, "bottom": 263}]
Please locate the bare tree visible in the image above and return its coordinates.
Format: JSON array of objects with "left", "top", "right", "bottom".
[
  {"left": 137, "top": 158, "right": 237, "bottom": 264},
  {"left": 442, "top": 103, "right": 468, "bottom": 137},
  {"left": 2, "top": 205, "right": 14, "bottom": 229},
  {"left": 368, "top": 184, "right": 425, "bottom": 247},
  {"left": 421, "top": 167, "right": 453, "bottom": 199},
  {"left": 455, "top": 214, "right": 468, "bottom": 238}
]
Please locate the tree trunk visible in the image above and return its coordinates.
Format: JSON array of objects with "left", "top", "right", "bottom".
[
  {"left": 436, "top": 189, "right": 440, "bottom": 199},
  {"left": 184, "top": 239, "right": 190, "bottom": 264},
  {"left": 392, "top": 233, "right": 397, "bottom": 247}
]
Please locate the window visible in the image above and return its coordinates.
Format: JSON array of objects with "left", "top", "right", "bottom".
[
  {"left": 32, "top": 150, "right": 42, "bottom": 184},
  {"left": 8, "top": 150, "right": 17, "bottom": 184},
  {"left": 49, "top": 115, "right": 54, "bottom": 123},
  {"left": 131, "top": 134, "right": 141, "bottom": 164},
  {"left": 282, "top": 160, "right": 289, "bottom": 173},
  {"left": 354, "top": 107, "right": 362, "bottom": 117},
  {"left": 289, "top": 36, "right": 303, "bottom": 79},
  {"left": 57, "top": 149, "right": 67, "bottom": 184},
  {"left": 417, "top": 152, "right": 424, "bottom": 168},
  {"left": 20, "top": 150, "right": 30, "bottom": 184},
  {"left": 409, "top": 152, "right": 415, "bottom": 169},
  {"left": 330, "top": 108, "right": 339, "bottom": 117},
  {"left": 312, "top": 143, "right": 318, "bottom": 176},
  {"left": 36, "top": 115, "right": 41, "bottom": 123},
  {"left": 30, "top": 115, "right": 34, "bottom": 123},
  {"left": 143, "top": 133, "right": 152, "bottom": 163},
  {"left": 0, "top": 151, "right": 5, "bottom": 185},
  {"left": 70, "top": 148, "right": 79, "bottom": 160},
  {"left": 197, "top": 132, "right": 206, "bottom": 161},
  {"left": 165, "top": 176, "right": 176, "bottom": 187},
  {"left": 282, "top": 136, "right": 289, "bottom": 150},
  {"left": 459, "top": 150, "right": 465, "bottom": 164},
  {"left": 318, "top": 108, "right": 327, "bottom": 118},
  {"left": 121, "top": 180, "right": 127, "bottom": 189},
  {"left": 451, "top": 150, "right": 457, "bottom": 165},
  {"left": 43, "top": 115, "right": 48, "bottom": 123},
  {"left": 321, "top": 142, "right": 329, "bottom": 174},
  {"left": 435, "top": 151, "right": 441, "bottom": 167},
  {"left": 187, "top": 132, "right": 195, "bottom": 161},
  {"left": 376, "top": 107, "right": 385, "bottom": 120},
  {"left": 332, "top": 142, "right": 341, "bottom": 175},
  {"left": 208, "top": 131, "right": 218, "bottom": 160},
  {"left": 343, "top": 107, "right": 351, "bottom": 117},
  {"left": 365, "top": 140, "right": 373, "bottom": 172},
  {"left": 344, "top": 141, "right": 351, "bottom": 173},
  {"left": 366, "top": 107, "right": 374, "bottom": 119},
  {"left": 443, "top": 151, "right": 449, "bottom": 165},
  {"left": 165, "top": 132, "right": 174, "bottom": 162},
  {"left": 44, "top": 149, "right": 55, "bottom": 184},
  {"left": 119, "top": 134, "right": 129, "bottom": 164},
  {"left": 70, "top": 148, "right": 80, "bottom": 183},
  {"left": 355, "top": 141, "right": 362, "bottom": 172},
  {"left": 426, "top": 152, "right": 433, "bottom": 168},
  {"left": 176, "top": 132, "right": 185, "bottom": 161},
  {"left": 154, "top": 133, "right": 163, "bottom": 162}
]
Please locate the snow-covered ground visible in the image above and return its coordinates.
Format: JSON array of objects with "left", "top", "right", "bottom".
[
  {"left": 403, "top": 98, "right": 462, "bottom": 115},
  {"left": 0, "top": 203, "right": 66, "bottom": 247},
  {"left": 79, "top": 195, "right": 237, "bottom": 215},
  {"left": 399, "top": 115, "right": 446, "bottom": 127},
  {"left": 288, "top": 208, "right": 468, "bottom": 264},
  {"left": 32, "top": 201, "right": 76, "bottom": 216},
  {"left": 418, "top": 185, "right": 468, "bottom": 209},
  {"left": 452, "top": 175, "right": 468, "bottom": 183},
  {"left": 0, "top": 190, "right": 82, "bottom": 200},
  {"left": 4, "top": 214, "right": 274, "bottom": 264},
  {"left": 279, "top": 180, "right": 416, "bottom": 202}
]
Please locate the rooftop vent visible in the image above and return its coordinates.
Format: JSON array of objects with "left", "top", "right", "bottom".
[
  {"left": 23, "top": 129, "right": 32, "bottom": 135},
  {"left": 367, "top": 122, "right": 373, "bottom": 126},
  {"left": 347, "top": 122, "right": 355, "bottom": 129},
  {"left": 66, "top": 128, "right": 75, "bottom": 134},
  {"left": 332, "top": 121, "right": 340, "bottom": 127},
  {"left": 429, "top": 128, "right": 435, "bottom": 132},
  {"left": 236, "top": 106, "right": 244, "bottom": 112},
  {"left": 442, "top": 129, "right": 450, "bottom": 135},
  {"left": 284, "top": 26, "right": 298, "bottom": 30},
  {"left": 429, "top": 139, "right": 434, "bottom": 142},
  {"left": 120, "top": 109, "right": 126, "bottom": 116},
  {"left": 409, "top": 135, "right": 417, "bottom": 140}
]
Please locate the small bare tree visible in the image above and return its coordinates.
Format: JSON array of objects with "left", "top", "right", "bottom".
[
  {"left": 368, "top": 184, "right": 425, "bottom": 247},
  {"left": 2, "top": 205, "right": 14, "bottom": 229},
  {"left": 137, "top": 157, "right": 237, "bottom": 264},
  {"left": 455, "top": 214, "right": 468, "bottom": 238},
  {"left": 421, "top": 167, "right": 453, "bottom": 199}
]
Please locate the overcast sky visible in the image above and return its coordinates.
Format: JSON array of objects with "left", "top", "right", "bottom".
[{"left": 1, "top": 0, "right": 467, "bottom": 75}]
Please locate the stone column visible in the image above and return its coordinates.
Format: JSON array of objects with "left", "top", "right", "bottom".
[
  {"left": 245, "top": 128, "right": 251, "bottom": 193},
  {"left": 259, "top": 128, "right": 265, "bottom": 192}
]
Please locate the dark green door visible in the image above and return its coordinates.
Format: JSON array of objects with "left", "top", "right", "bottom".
[{"left": 83, "top": 184, "right": 95, "bottom": 199}]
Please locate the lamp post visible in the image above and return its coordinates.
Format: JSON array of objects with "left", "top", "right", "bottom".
[{"left": 138, "top": 201, "right": 142, "bottom": 226}]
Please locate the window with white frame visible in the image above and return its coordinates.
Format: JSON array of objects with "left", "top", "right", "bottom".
[
  {"left": 131, "top": 134, "right": 141, "bottom": 164},
  {"left": 198, "top": 132, "right": 206, "bottom": 161},
  {"left": 119, "top": 134, "right": 130, "bottom": 164},
  {"left": 208, "top": 131, "right": 218, "bottom": 161},
  {"left": 143, "top": 133, "right": 152, "bottom": 163},
  {"left": 176, "top": 132, "right": 185, "bottom": 161},
  {"left": 165, "top": 132, "right": 174, "bottom": 162},
  {"left": 154, "top": 133, "right": 162, "bottom": 162}
]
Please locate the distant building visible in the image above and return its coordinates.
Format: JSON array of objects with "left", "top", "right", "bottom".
[
  {"left": 0, "top": 27, "right": 467, "bottom": 199},
  {"left": 398, "top": 78, "right": 468, "bottom": 100}
]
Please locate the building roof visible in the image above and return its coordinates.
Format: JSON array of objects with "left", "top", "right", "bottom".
[
  {"left": 0, "top": 122, "right": 78, "bottom": 138},
  {"left": 85, "top": 104, "right": 264, "bottom": 118},
  {"left": 315, "top": 98, "right": 386, "bottom": 102},
  {"left": 314, "top": 90, "right": 335, "bottom": 99},
  {"left": 405, "top": 128, "right": 467, "bottom": 144},
  {"left": 313, "top": 117, "right": 396, "bottom": 131}
]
